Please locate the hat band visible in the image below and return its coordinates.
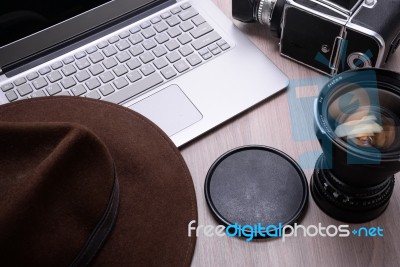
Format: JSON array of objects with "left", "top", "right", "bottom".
[{"left": 70, "top": 166, "right": 120, "bottom": 267}]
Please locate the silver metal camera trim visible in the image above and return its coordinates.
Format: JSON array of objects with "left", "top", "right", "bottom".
[
  {"left": 345, "top": 4, "right": 385, "bottom": 67},
  {"left": 318, "top": 0, "right": 364, "bottom": 15},
  {"left": 279, "top": 0, "right": 349, "bottom": 75},
  {"left": 257, "top": 0, "right": 276, "bottom": 25}
]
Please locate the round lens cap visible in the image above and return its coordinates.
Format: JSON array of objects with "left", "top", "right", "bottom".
[{"left": 204, "top": 146, "right": 308, "bottom": 237}]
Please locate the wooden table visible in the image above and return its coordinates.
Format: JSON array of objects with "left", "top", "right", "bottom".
[{"left": 181, "top": 1, "right": 400, "bottom": 266}]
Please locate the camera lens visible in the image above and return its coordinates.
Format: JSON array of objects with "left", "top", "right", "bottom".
[
  {"left": 232, "top": 0, "right": 285, "bottom": 35},
  {"left": 312, "top": 68, "right": 400, "bottom": 222}
]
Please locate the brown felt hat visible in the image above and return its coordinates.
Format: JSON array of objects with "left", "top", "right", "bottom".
[{"left": 0, "top": 97, "right": 197, "bottom": 267}]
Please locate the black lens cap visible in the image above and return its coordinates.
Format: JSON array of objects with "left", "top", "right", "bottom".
[{"left": 204, "top": 146, "right": 308, "bottom": 238}]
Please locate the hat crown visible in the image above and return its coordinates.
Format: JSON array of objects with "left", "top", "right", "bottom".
[{"left": 0, "top": 122, "right": 116, "bottom": 267}]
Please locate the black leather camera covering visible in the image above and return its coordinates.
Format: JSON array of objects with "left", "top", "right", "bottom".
[{"left": 280, "top": 7, "right": 343, "bottom": 74}]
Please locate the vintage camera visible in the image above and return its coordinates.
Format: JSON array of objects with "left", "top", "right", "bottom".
[{"left": 232, "top": 0, "right": 400, "bottom": 75}]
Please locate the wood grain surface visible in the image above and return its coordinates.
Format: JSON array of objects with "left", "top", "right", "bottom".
[{"left": 180, "top": 1, "right": 400, "bottom": 266}]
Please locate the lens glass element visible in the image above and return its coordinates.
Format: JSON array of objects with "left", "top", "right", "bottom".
[{"left": 327, "top": 84, "right": 400, "bottom": 153}]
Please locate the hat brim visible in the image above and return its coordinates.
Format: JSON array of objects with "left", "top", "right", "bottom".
[{"left": 0, "top": 97, "right": 197, "bottom": 267}]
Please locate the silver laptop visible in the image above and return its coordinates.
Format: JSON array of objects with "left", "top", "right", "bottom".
[{"left": 0, "top": 0, "right": 288, "bottom": 147}]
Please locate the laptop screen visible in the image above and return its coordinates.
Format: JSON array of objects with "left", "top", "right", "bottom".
[
  {"left": 0, "top": 0, "right": 165, "bottom": 71},
  {"left": 1, "top": 0, "right": 112, "bottom": 47}
]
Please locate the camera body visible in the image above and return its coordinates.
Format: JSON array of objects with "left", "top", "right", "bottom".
[{"left": 232, "top": 0, "right": 400, "bottom": 75}]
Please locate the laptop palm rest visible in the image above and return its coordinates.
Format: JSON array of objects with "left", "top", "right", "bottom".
[{"left": 130, "top": 85, "right": 202, "bottom": 136}]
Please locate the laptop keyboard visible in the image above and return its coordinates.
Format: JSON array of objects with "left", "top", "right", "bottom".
[{"left": 0, "top": 3, "right": 231, "bottom": 104}]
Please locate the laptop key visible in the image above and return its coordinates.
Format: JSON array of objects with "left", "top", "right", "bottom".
[
  {"left": 127, "top": 70, "right": 142, "bottom": 83},
  {"left": 179, "top": 21, "right": 194, "bottom": 32},
  {"left": 173, "top": 60, "right": 189, "bottom": 73},
  {"left": 191, "top": 31, "right": 221, "bottom": 50},
  {"left": 129, "top": 26, "right": 141, "bottom": 34},
  {"left": 153, "top": 46, "right": 167, "bottom": 57},
  {"left": 220, "top": 43, "right": 231, "bottom": 51},
  {"left": 192, "top": 15, "right": 206, "bottom": 26},
  {"left": 165, "top": 39, "right": 180, "bottom": 51},
  {"left": 139, "top": 52, "right": 155, "bottom": 64},
  {"left": 187, "top": 54, "right": 202, "bottom": 66},
  {"left": 201, "top": 52, "right": 212, "bottom": 60},
  {"left": 5, "top": 90, "right": 18, "bottom": 102},
  {"left": 71, "top": 84, "right": 87, "bottom": 96},
  {"left": 75, "top": 70, "right": 91, "bottom": 82},
  {"left": 47, "top": 71, "right": 63, "bottom": 83},
  {"left": 61, "top": 64, "right": 77, "bottom": 76},
  {"left": 116, "top": 40, "right": 130, "bottom": 51},
  {"left": 153, "top": 57, "right": 168, "bottom": 69},
  {"left": 17, "top": 84, "right": 33, "bottom": 96},
  {"left": 141, "top": 28, "right": 156, "bottom": 39},
  {"left": 75, "top": 58, "right": 91, "bottom": 70},
  {"left": 155, "top": 33, "right": 169, "bottom": 44},
  {"left": 140, "top": 64, "right": 155, "bottom": 76},
  {"left": 63, "top": 56, "right": 75, "bottom": 65},
  {"left": 86, "top": 90, "right": 101, "bottom": 99},
  {"left": 26, "top": 72, "right": 39, "bottom": 81},
  {"left": 61, "top": 77, "right": 76, "bottom": 89},
  {"left": 31, "top": 90, "right": 47, "bottom": 98},
  {"left": 171, "top": 7, "right": 182, "bottom": 14},
  {"left": 161, "top": 12, "right": 171, "bottom": 19},
  {"left": 86, "top": 46, "right": 98, "bottom": 54},
  {"left": 154, "top": 21, "right": 168, "bottom": 33},
  {"left": 89, "top": 52, "right": 104, "bottom": 64},
  {"left": 166, "top": 51, "right": 181, "bottom": 63},
  {"left": 179, "top": 45, "right": 194, "bottom": 56},
  {"left": 99, "top": 71, "right": 115, "bottom": 83},
  {"left": 167, "top": 27, "right": 182, "bottom": 38},
  {"left": 140, "top": 21, "right": 151, "bottom": 29},
  {"left": 151, "top": 16, "right": 161, "bottom": 24},
  {"left": 85, "top": 78, "right": 101, "bottom": 90},
  {"left": 126, "top": 58, "right": 142, "bottom": 70},
  {"left": 32, "top": 77, "right": 48, "bottom": 89},
  {"left": 116, "top": 51, "right": 131, "bottom": 63},
  {"left": 129, "top": 34, "right": 143, "bottom": 45},
  {"left": 113, "top": 65, "right": 128, "bottom": 77},
  {"left": 1, "top": 83, "right": 13, "bottom": 92},
  {"left": 46, "top": 84, "right": 62, "bottom": 95},
  {"left": 104, "top": 73, "right": 163, "bottom": 104},
  {"left": 89, "top": 64, "right": 105, "bottom": 76},
  {"left": 161, "top": 66, "right": 177, "bottom": 79},
  {"left": 142, "top": 39, "right": 157, "bottom": 50},
  {"left": 113, "top": 77, "right": 129, "bottom": 89},
  {"left": 97, "top": 41, "right": 109, "bottom": 49},
  {"left": 51, "top": 61, "right": 63, "bottom": 70},
  {"left": 103, "top": 46, "right": 118, "bottom": 57},
  {"left": 129, "top": 45, "right": 144, "bottom": 56},
  {"left": 178, "top": 8, "right": 198, "bottom": 21},
  {"left": 103, "top": 58, "right": 118, "bottom": 69},
  {"left": 108, "top": 36, "right": 119, "bottom": 44},
  {"left": 74, "top": 51, "right": 86, "bottom": 59},
  {"left": 119, "top": 31, "right": 130, "bottom": 39},
  {"left": 39, "top": 66, "right": 51, "bottom": 75},
  {"left": 100, "top": 84, "right": 115, "bottom": 96},
  {"left": 190, "top": 22, "right": 213, "bottom": 38},
  {"left": 211, "top": 48, "right": 222, "bottom": 55},
  {"left": 181, "top": 3, "right": 191, "bottom": 9},
  {"left": 166, "top": 16, "right": 180, "bottom": 27},
  {"left": 14, "top": 78, "right": 27, "bottom": 86}
]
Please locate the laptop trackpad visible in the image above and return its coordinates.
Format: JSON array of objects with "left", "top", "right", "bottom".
[{"left": 130, "top": 85, "right": 202, "bottom": 136}]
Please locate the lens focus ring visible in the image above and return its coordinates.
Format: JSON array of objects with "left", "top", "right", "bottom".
[{"left": 257, "top": 0, "right": 276, "bottom": 25}]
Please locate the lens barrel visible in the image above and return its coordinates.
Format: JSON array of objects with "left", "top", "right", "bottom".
[{"left": 312, "top": 68, "right": 400, "bottom": 222}]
